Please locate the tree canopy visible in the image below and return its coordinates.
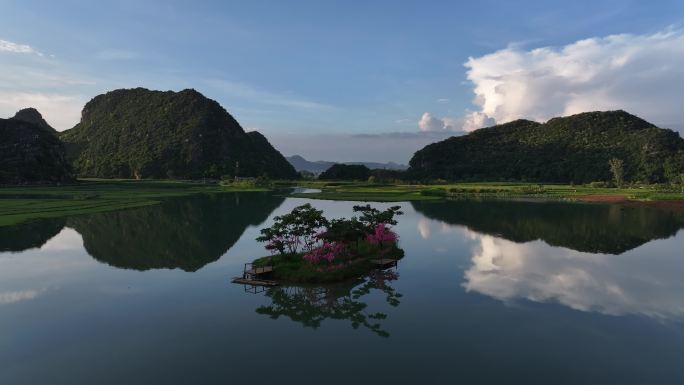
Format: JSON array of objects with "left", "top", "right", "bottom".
[
  {"left": 319, "top": 164, "right": 371, "bottom": 180},
  {"left": 60, "top": 88, "right": 297, "bottom": 179},
  {"left": 408, "top": 110, "right": 684, "bottom": 184}
]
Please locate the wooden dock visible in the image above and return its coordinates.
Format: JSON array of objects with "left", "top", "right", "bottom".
[
  {"left": 370, "top": 258, "right": 398, "bottom": 269},
  {"left": 232, "top": 261, "right": 279, "bottom": 288},
  {"left": 231, "top": 277, "right": 279, "bottom": 287},
  {"left": 244, "top": 266, "right": 273, "bottom": 276}
]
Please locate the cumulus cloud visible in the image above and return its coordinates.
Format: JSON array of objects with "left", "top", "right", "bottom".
[
  {"left": 418, "top": 112, "right": 446, "bottom": 132},
  {"left": 0, "top": 39, "right": 40, "bottom": 55},
  {"left": 464, "top": 28, "right": 684, "bottom": 129},
  {"left": 417, "top": 111, "right": 492, "bottom": 132},
  {"left": 461, "top": 111, "right": 496, "bottom": 132}
]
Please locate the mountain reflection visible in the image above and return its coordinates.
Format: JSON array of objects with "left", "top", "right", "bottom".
[
  {"left": 0, "top": 218, "right": 66, "bottom": 252},
  {"left": 411, "top": 199, "right": 684, "bottom": 254},
  {"left": 62, "top": 192, "right": 284, "bottom": 271},
  {"left": 254, "top": 269, "right": 402, "bottom": 337},
  {"left": 462, "top": 230, "right": 684, "bottom": 319}
]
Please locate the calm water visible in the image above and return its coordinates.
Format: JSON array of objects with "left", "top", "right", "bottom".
[{"left": 2, "top": 192, "right": 684, "bottom": 384}]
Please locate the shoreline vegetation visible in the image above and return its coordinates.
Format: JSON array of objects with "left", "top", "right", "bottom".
[
  {"left": 289, "top": 180, "right": 684, "bottom": 204},
  {"left": 2, "top": 178, "right": 684, "bottom": 227},
  {"left": 0, "top": 178, "right": 270, "bottom": 227}
]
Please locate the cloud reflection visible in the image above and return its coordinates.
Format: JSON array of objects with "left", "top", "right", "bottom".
[
  {"left": 463, "top": 230, "right": 684, "bottom": 319},
  {"left": 0, "top": 288, "right": 45, "bottom": 305}
]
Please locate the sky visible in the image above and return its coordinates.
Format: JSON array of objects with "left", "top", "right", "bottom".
[{"left": 2, "top": 0, "right": 684, "bottom": 163}]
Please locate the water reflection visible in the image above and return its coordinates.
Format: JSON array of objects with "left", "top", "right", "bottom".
[
  {"left": 0, "top": 192, "right": 285, "bottom": 271},
  {"left": 462, "top": 230, "right": 684, "bottom": 319},
  {"left": 253, "top": 269, "right": 402, "bottom": 337},
  {"left": 66, "top": 192, "right": 284, "bottom": 271},
  {"left": 0, "top": 219, "right": 65, "bottom": 252},
  {"left": 412, "top": 199, "right": 684, "bottom": 254}
]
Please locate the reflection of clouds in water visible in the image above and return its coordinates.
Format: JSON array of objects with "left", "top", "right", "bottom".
[
  {"left": 40, "top": 227, "right": 83, "bottom": 251},
  {"left": 0, "top": 227, "right": 94, "bottom": 299},
  {"left": 417, "top": 218, "right": 464, "bottom": 240},
  {"left": 417, "top": 219, "right": 431, "bottom": 239},
  {"left": 0, "top": 288, "right": 45, "bottom": 305},
  {"left": 463, "top": 231, "right": 684, "bottom": 319}
]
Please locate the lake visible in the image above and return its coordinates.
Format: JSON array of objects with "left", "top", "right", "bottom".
[{"left": 2, "top": 192, "right": 684, "bottom": 384}]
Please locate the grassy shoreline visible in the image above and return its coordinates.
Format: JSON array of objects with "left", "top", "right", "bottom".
[
  {"left": 3, "top": 179, "right": 683, "bottom": 227},
  {"left": 289, "top": 181, "right": 684, "bottom": 203},
  {"left": 0, "top": 179, "right": 269, "bottom": 227}
]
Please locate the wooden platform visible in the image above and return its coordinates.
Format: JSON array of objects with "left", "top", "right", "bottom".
[
  {"left": 370, "top": 259, "right": 398, "bottom": 268},
  {"left": 244, "top": 266, "right": 273, "bottom": 276},
  {"left": 231, "top": 277, "right": 279, "bottom": 287}
]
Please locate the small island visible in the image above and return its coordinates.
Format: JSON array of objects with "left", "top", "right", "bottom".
[{"left": 234, "top": 203, "right": 405, "bottom": 284}]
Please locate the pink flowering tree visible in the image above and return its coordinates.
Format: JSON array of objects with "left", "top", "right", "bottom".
[
  {"left": 303, "top": 241, "right": 348, "bottom": 264},
  {"left": 366, "top": 223, "right": 399, "bottom": 249}
]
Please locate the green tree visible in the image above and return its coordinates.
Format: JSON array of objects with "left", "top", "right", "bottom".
[
  {"left": 608, "top": 158, "right": 624, "bottom": 188},
  {"left": 320, "top": 217, "right": 367, "bottom": 251},
  {"left": 256, "top": 203, "right": 328, "bottom": 254},
  {"left": 319, "top": 164, "right": 371, "bottom": 180},
  {"left": 352, "top": 204, "right": 403, "bottom": 233}
]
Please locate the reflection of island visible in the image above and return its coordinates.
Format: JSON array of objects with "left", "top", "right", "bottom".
[
  {"left": 0, "top": 218, "right": 65, "bottom": 252},
  {"left": 254, "top": 269, "right": 402, "bottom": 337},
  {"left": 412, "top": 199, "right": 684, "bottom": 254},
  {"left": 66, "top": 192, "right": 284, "bottom": 271}
]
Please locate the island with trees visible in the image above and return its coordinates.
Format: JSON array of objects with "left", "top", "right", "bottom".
[{"left": 237, "top": 203, "right": 404, "bottom": 284}]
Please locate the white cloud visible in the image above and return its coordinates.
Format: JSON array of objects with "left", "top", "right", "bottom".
[
  {"left": 418, "top": 112, "right": 445, "bottom": 132},
  {"left": 464, "top": 28, "right": 684, "bottom": 129},
  {"left": 417, "top": 111, "right": 489, "bottom": 132},
  {"left": 461, "top": 111, "right": 495, "bottom": 132},
  {"left": 0, "top": 39, "right": 41, "bottom": 55}
]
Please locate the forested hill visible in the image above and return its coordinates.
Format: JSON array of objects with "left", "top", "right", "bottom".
[
  {"left": 0, "top": 111, "right": 73, "bottom": 185},
  {"left": 408, "top": 111, "right": 684, "bottom": 183},
  {"left": 60, "top": 88, "right": 297, "bottom": 179}
]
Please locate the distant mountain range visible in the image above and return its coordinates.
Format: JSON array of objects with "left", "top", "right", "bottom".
[{"left": 287, "top": 155, "right": 408, "bottom": 174}]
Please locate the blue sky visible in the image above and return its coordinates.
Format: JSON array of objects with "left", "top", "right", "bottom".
[{"left": 2, "top": 0, "right": 684, "bottom": 162}]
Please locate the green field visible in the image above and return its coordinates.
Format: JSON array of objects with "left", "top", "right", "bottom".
[
  {"left": 3, "top": 179, "right": 683, "bottom": 227},
  {"left": 0, "top": 179, "right": 268, "bottom": 226},
  {"left": 289, "top": 181, "right": 684, "bottom": 202}
]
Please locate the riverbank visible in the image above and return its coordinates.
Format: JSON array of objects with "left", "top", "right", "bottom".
[
  {"left": 0, "top": 179, "right": 269, "bottom": 226},
  {"left": 289, "top": 181, "right": 684, "bottom": 204},
  {"left": 4, "top": 179, "right": 684, "bottom": 227}
]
